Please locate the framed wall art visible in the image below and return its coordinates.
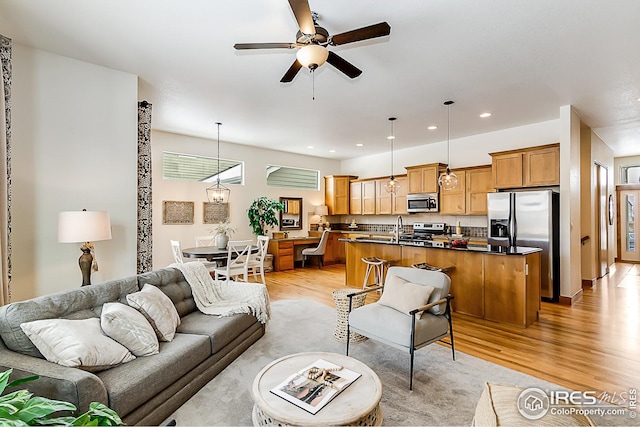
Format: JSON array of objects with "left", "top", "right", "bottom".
[
  {"left": 162, "top": 201, "right": 194, "bottom": 225},
  {"left": 203, "top": 202, "right": 230, "bottom": 224}
]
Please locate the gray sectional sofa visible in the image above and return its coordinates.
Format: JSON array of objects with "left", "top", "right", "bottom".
[{"left": 0, "top": 267, "right": 266, "bottom": 426}]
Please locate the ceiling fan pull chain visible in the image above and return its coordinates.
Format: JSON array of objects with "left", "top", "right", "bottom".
[{"left": 312, "top": 69, "right": 316, "bottom": 100}]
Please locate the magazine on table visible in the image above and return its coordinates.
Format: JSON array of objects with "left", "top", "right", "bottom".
[{"left": 270, "top": 358, "right": 361, "bottom": 415}]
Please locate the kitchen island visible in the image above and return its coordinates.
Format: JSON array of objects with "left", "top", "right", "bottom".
[{"left": 340, "top": 238, "right": 541, "bottom": 327}]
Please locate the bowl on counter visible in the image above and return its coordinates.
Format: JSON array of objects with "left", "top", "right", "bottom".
[{"left": 449, "top": 234, "right": 468, "bottom": 248}]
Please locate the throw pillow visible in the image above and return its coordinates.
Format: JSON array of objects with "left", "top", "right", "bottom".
[
  {"left": 126, "top": 284, "right": 180, "bottom": 341},
  {"left": 20, "top": 317, "right": 135, "bottom": 371},
  {"left": 378, "top": 274, "right": 435, "bottom": 319},
  {"left": 101, "top": 302, "right": 159, "bottom": 356}
]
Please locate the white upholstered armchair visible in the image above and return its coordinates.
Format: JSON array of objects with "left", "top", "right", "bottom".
[{"left": 346, "top": 266, "right": 455, "bottom": 390}]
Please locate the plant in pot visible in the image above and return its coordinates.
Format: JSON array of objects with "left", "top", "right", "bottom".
[
  {"left": 212, "top": 222, "right": 236, "bottom": 249},
  {"left": 247, "top": 197, "right": 284, "bottom": 236},
  {"left": 0, "top": 368, "right": 121, "bottom": 425}
]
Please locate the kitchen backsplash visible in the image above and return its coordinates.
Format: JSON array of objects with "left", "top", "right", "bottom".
[{"left": 310, "top": 223, "right": 488, "bottom": 237}]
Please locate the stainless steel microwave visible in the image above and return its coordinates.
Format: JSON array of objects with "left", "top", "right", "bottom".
[{"left": 407, "top": 193, "right": 439, "bottom": 213}]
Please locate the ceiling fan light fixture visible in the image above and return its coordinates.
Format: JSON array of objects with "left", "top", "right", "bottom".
[
  {"left": 439, "top": 100, "right": 458, "bottom": 191},
  {"left": 296, "top": 45, "right": 329, "bottom": 69}
]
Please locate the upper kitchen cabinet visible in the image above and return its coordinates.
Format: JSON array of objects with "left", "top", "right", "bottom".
[
  {"left": 440, "top": 165, "right": 494, "bottom": 215},
  {"left": 376, "top": 175, "right": 408, "bottom": 215},
  {"left": 350, "top": 179, "right": 376, "bottom": 215},
  {"left": 406, "top": 163, "right": 446, "bottom": 194},
  {"left": 325, "top": 175, "right": 357, "bottom": 215},
  {"left": 439, "top": 169, "right": 466, "bottom": 215},
  {"left": 490, "top": 144, "right": 559, "bottom": 189}
]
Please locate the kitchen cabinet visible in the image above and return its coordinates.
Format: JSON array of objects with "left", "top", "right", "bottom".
[
  {"left": 490, "top": 144, "right": 559, "bottom": 189},
  {"left": 439, "top": 165, "right": 493, "bottom": 215},
  {"left": 376, "top": 175, "right": 408, "bottom": 215},
  {"left": 325, "top": 175, "right": 357, "bottom": 215},
  {"left": 350, "top": 179, "right": 376, "bottom": 215},
  {"left": 405, "top": 163, "right": 445, "bottom": 194},
  {"left": 268, "top": 240, "right": 294, "bottom": 271}
]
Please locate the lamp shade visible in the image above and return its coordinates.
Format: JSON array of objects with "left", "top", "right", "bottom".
[
  {"left": 58, "top": 211, "right": 112, "bottom": 243},
  {"left": 314, "top": 205, "right": 329, "bottom": 216},
  {"left": 296, "top": 45, "right": 329, "bottom": 69}
]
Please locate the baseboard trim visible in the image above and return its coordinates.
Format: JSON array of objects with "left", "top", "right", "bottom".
[
  {"left": 582, "top": 279, "right": 596, "bottom": 288},
  {"left": 559, "top": 288, "right": 584, "bottom": 305}
]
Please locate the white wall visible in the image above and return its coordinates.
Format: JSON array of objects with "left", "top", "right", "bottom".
[
  {"left": 11, "top": 44, "right": 138, "bottom": 301},
  {"left": 151, "top": 130, "right": 342, "bottom": 269}
]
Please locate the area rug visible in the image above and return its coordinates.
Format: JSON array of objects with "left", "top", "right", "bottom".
[{"left": 169, "top": 299, "right": 636, "bottom": 426}]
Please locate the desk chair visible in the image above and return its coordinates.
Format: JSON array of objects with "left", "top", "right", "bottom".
[
  {"left": 301, "top": 230, "right": 329, "bottom": 268},
  {"left": 213, "top": 240, "right": 252, "bottom": 282},
  {"left": 346, "top": 266, "right": 455, "bottom": 390},
  {"left": 247, "top": 235, "right": 270, "bottom": 284}
]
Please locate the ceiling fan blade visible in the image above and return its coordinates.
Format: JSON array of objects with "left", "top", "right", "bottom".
[
  {"left": 330, "top": 22, "right": 391, "bottom": 46},
  {"left": 234, "top": 43, "right": 297, "bottom": 50},
  {"left": 288, "top": 0, "right": 315, "bottom": 35},
  {"left": 326, "top": 51, "right": 362, "bottom": 79},
  {"left": 280, "top": 60, "right": 303, "bottom": 83}
]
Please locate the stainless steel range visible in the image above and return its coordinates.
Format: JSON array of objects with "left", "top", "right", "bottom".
[{"left": 399, "top": 222, "right": 447, "bottom": 247}]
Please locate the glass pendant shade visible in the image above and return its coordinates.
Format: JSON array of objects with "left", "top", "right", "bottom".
[
  {"left": 206, "top": 122, "right": 230, "bottom": 203},
  {"left": 385, "top": 117, "right": 399, "bottom": 194},
  {"left": 296, "top": 45, "right": 329, "bottom": 69},
  {"left": 438, "top": 167, "right": 459, "bottom": 191}
]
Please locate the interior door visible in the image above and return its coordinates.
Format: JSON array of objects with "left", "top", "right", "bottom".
[
  {"left": 619, "top": 189, "right": 640, "bottom": 262},
  {"left": 596, "top": 165, "right": 609, "bottom": 276}
]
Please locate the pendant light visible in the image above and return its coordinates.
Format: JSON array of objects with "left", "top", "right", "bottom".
[
  {"left": 206, "top": 122, "right": 231, "bottom": 203},
  {"left": 384, "top": 117, "right": 400, "bottom": 194},
  {"left": 438, "top": 100, "right": 458, "bottom": 190}
]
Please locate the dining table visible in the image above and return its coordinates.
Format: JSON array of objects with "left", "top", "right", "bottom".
[{"left": 181, "top": 245, "right": 258, "bottom": 263}]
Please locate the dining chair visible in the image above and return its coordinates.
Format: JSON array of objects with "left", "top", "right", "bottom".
[
  {"left": 170, "top": 240, "right": 186, "bottom": 264},
  {"left": 195, "top": 235, "right": 216, "bottom": 247},
  {"left": 247, "top": 235, "right": 270, "bottom": 284},
  {"left": 213, "top": 240, "right": 253, "bottom": 282}
]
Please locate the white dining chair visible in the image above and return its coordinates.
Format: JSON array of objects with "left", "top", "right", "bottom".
[
  {"left": 247, "top": 235, "right": 270, "bottom": 284},
  {"left": 195, "top": 235, "right": 216, "bottom": 247},
  {"left": 170, "top": 240, "right": 186, "bottom": 264},
  {"left": 213, "top": 240, "right": 253, "bottom": 282}
]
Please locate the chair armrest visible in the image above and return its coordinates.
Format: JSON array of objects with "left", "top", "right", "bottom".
[
  {"left": 346, "top": 285, "right": 383, "bottom": 299},
  {"left": 409, "top": 294, "right": 454, "bottom": 315}
]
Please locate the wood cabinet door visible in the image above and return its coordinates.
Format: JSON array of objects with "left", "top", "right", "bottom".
[
  {"left": 439, "top": 170, "right": 466, "bottom": 214},
  {"left": 492, "top": 152, "right": 523, "bottom": 189},
  {"left": 524, "top": 145, "right": 560, "bottom": 186},
  {"left": 376, "top": 179, "right": 392, "bottom": 214},
  {"left": 361, "top": 180, "right": 377, "bottom": 214},
  {"left": 333, "top": 176, "right": 351, "bottom": 215},
  {"left": 392, "top": 176, "right": 408, "bottom": 214},
  {"left": 349, "top": 181, "right": 362, "bottom": 215},
  {"left": 466, "top": 166, "right": 493, "bottom": 215},
  {"left": 407, "top": 168, "right": 423, "bottom": 194},
  {"left": 422, "top": 166, "right": 439, "bottom": 193},
  {"left": 484, "top": 255, "right": 526, "bottom": 326}
]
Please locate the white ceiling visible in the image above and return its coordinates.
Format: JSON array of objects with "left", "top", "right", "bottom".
[{"left": 1, "top": 0, "right": 639, "bottom": 160}]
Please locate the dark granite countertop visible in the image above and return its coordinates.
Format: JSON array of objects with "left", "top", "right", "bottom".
[{"left": 339, "top": 237, "right": 541, "bottom": 255}]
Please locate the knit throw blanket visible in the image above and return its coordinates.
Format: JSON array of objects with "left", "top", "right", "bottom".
[{"left": 170, "top": 262, "right": 270, "bottom": 324}]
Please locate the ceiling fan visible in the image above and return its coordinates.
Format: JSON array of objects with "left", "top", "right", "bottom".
[{"left": 233, "top": 0, "right": 391, "bottom": 83}]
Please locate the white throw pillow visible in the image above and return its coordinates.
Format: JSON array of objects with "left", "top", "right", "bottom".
[
  {"left": 101, "top": 302, "right": 159, "bottom": 356},
  {"left": 126, "top": 284, "right": 180, "bottom": 341},
  {"left": 20, "top": 318, "right": 135, "bottom": 371},
  {"left": 378, "top": 274, "right": 435, "bottom": 319}
]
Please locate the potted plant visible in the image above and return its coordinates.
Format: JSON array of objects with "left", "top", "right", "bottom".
[
  {"left": 247, "top": 197, "right": 284, "bottom": 236},
  {"left": 0, "top": 369, "right": 121, "bottom": 425},
  {"left": 212, "top": 222, "right": 236, "bottom": 249}
]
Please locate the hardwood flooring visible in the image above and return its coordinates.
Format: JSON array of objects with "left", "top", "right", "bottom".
[{"left": 264, "top": 262, "right": 639, "bottom": 399}]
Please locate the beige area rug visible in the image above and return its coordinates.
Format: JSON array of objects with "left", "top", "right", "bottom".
[{"left": 169, "top": 299, "right": 637, "bottom": 426}]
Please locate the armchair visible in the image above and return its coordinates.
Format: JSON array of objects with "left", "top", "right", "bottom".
[{"left": 346, "top": 266, "right": 455, "bottom": 390}]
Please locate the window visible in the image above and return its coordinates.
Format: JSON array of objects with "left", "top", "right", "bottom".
[
  {"left": 621, "top": 165, "right": 640, "bottom": 184},
  {"left": 266, "top": 165, "right": 319, "bottom": 190},
  {"left": 162, "top": 152, "right": 243, "bottom": 184}
]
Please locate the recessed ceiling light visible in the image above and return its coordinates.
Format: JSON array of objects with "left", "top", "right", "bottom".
[
  {"left": 356, "top": 143, "right": 364, "bottom": 147},
  {"left": 307, "top": 145, "right": 314, "bottom": 149},
  {"left": 427, "top": 125, "right": 438, "bottom": 130},
  {"left": 329, "top": 149, "right": 336, "bottom": 153},
  {"left": 480, "top": 112, "right": 492, "bottom": 118}
]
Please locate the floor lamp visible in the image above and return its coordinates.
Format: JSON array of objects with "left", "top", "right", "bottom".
[{"left": 58, "top": 210, "right": 112, "bottom": 286}]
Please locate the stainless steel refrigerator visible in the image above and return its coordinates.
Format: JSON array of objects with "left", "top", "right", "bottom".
[{"left": 487, "top": 190, "right": 560, "bottom": 301}]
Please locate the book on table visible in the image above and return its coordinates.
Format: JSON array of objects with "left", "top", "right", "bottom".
[{"left": 270, "top": 358, "right": 361, "bottom": 415}]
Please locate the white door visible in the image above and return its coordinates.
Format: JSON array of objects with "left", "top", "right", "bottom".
[{"left": 619, "top": 190, "right": 640, "bottom": 262}]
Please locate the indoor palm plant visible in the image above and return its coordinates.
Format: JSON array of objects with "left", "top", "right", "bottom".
[
  {"left": 0, "top": 369, "right": 121, "bottom": 426},
  {"left": 247, "top": 197, "right": 284, "bottom": 236}
]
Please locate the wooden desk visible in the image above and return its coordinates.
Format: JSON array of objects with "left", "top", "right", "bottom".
[{"left": 268, "top": 237, "right": 320, "bottom": 271}]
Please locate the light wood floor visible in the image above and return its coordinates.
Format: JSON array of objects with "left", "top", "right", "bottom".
[{"left": 264, "top": 262, "right": 639, "bottom": 398}]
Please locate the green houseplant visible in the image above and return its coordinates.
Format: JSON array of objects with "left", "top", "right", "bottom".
[
  {"left": 0, "top": 369, "right": 121, "bottom": 426},
  {"left": 247, "top": 197, "right": 284, "bottom": 236}
]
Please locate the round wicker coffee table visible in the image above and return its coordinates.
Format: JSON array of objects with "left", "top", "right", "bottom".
[
  {"left": 251, "top": 352, "right": 382, "bottom": 426},
  {"left": 332, "top": 289, "right": 368, "bottom": 343}
]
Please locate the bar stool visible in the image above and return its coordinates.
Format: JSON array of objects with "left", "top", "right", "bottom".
[{"left": 361, "top": 257, "right": 388, "bottom": 290}]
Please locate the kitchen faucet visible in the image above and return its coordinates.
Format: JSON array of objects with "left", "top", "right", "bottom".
[{"left": 394, "top": 215, "right": 404, "bottom": 243}]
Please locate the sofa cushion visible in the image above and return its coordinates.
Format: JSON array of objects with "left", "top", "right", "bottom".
[
  {"left": 127, "top": 284, "right": 181, "bottom": 342},
  {"left": 136, "top": 268, "right": 196, "bottom": 317},
  {"left": 0, "top": 277, "right": 139, "bottom": 358},
  {"left": 20, "top": 318, "right": 135, "bottom": 371},
  {"left": 101, "top": 302, "right": 159, "bottom": 356},
  {"left": 178, "top": 311, "right": 258, "bottom": 354},
  {"left": 96, "top": 332, "right": 210, "bottom": 417}
]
